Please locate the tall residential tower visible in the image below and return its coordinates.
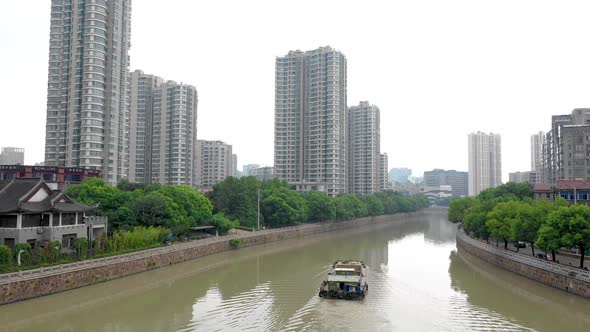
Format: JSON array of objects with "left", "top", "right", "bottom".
[
  {"left": 531, "top": 131, "right": 544, "bottom": 173},
  {"left": 128, "top": 70, "right": 198, "bottom": 186},
  {"left": 274, "top": 46, "right": 347, "bottom": 196},
  {"left": 347, "top": 101, "right": 381, "bottom": 195},
  {"left": 468, "top": 132, "right": 502, "bottom": 196},
  {"left": 44, "top": 0, "right": 132, "bottom": 185}
]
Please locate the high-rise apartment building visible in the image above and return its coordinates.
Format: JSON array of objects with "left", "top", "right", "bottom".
[
  {"left": 0, "top": 148, "right": 25, "bottom": 165},
  {"left": 44, "top": 0, "right": 132, "bottom": 185},
  {"left": 196, "top": 140, "right": 234, "bottom": 189},
  {"left": 531, "top": 131, "right": 544, "bottom": 173},
  {"left": 128, "top": 70, "right": 198, "bottom": 186},
  {"left": 468, "top": 132, "right": 502, "bottom": 196},
  {"left": 379, "top": 153, "right": 388, "bottom": 192},
  {"left": 151, "top": 80, "right": 198, "bottom": 186},
  {"left": 129, "top": 70, "right": 163, "bottom": 184},
  {"left": 423, "top": 169, "right": 468, "bottom": 197},
  {"left": 274, "top": 46, "right": 347, "bottom": 196},
  {"left": 543, "top": 109, "right": 590, "bottom": 183},
  {"left": 232, "top": 154, "right": 238, "bottom": 177},
  {"left": 347, "top": 101, "right": 380, "bottom": 195}
]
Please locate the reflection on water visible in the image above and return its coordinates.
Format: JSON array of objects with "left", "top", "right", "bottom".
[{"left": 0, "top": 209, "right": 589, "bottom": 331}]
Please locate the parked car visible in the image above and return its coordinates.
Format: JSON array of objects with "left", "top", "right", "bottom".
[{"left": 514, "top": 241, "right": 526, "bottom": 248}]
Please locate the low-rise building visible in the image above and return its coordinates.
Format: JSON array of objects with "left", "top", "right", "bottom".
[
  {"left": 419, "top": 185, "right": 453, "bottom": 202},
  {"left": 533, "top": 180, "right": 590, "bottom": 205},
  {"left": 0, "top": 165, "right": 101, "bottom": 190},
  {"left": 509, "top": 171, "right": 541, "bottom": 184},
  {"left": 0, "top": 178, "right": 107, "bottom": 249}
]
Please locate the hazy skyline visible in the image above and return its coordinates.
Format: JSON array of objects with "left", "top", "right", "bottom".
[{"left": 1, "top": 0, "right": 589, "bottom": 182}]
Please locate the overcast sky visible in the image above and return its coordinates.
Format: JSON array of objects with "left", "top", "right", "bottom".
[{"left": 1, "top": 0, "right": 589, "bottom": 182}]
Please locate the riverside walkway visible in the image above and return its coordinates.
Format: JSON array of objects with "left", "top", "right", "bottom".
[{"left": 457, "top": 230, "right": 590, "bottom": 283}]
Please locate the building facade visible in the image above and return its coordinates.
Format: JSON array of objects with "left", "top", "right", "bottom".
[
  {"left": 509, "top": 171, "right": 541, "bottom": 184},
  {"left": 242, "top": 164, "right": 260, "bottom": 177},
  {"left": 0, "top": 148, "right": 24, "bottom": 165},
  {"left": 0, "top": 165, "right": 100, "bottom": 190},
  {"left": 253, "top": 166, "right": 274, "bottom": 181},
  {"left": 468, "top": 132, "right": 502, "bottom": 196},
  {"left": 129, "top": 70, "right": 163, "bottom": 184},
  {"left": 531, "top": 131, "right": 544, "bottom": 173},
  {"left": 196, "top": 140, "right": 234, "bottom": 190},
  {"left": 274, "top": 46, "right": 347, "bottom": 196},
  {"left": 347, "top": 101, "right": 381, "bottom": 195},
  {"left": 128, "top": 71, "right": 198, "bottom": 186},
  {"left": 543, "top": 109, "right": 590, "bottom": 183},
  {"left": 423, "top": 169, "right": 468, "bottom": 197},
  {"left": 380, "top": 153, "right": 388, "bottom": 192},
  {"left": 389, "top": 168, "right": 412, "bottom": 184},
  {"left": 44, "top": 0, "right": 132, "bottom": 185}
]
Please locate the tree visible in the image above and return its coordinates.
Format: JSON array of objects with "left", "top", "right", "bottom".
[
  {"left": 549, "top": 205, "right": 590, "bottom": 268},
  {"left": 131, "top": 191, "right": 170, "bottom": 227},
  {"left": 302, "top": 191, "right": 336, "bottom": 222},
  {"left": 261, "top": 187, "right": 308, "bottom": 226},
  {"left": 335, "top": 195, "right": 367, "bottom": 221},
  {"left": 448, "top": 197, "right": 477, "bottom": 223},
  {"left": 209, "top": 212, "right": 239, "bottom": 235},
  {"left": 463, "top": 205, "right": 490, "bottom": 239},
  {"left": 536, "top": 223, "right": 561, "bottom": 262},
  {"left": 149, "top": 185, "right": 213, "bottom": 227},
  {"left": 210, "top": 177, "right": 259, "bottom": 227},
  {"left": 511, "top": 200, "right": 554, "bottom": 256},
  {"left": 486, "top": 200, "right": 520, "bottom": 249},
  {"left": 363, "top": 195, "right": 385, "bottom": 216}
]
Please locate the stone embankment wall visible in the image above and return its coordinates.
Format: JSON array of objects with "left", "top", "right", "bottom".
[
  {"left": 0, "top": 210, "right": 433, "bottom": 305},
  {"left": 456, "top": 230, "right": 590, "bottom": 299}
]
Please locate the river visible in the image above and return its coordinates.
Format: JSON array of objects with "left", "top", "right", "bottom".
[{"left": 1, "top": 208, "right": 589, "bottom": 331}]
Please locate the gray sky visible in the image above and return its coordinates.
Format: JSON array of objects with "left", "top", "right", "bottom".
[{"left": 1, "top": 0, "right": 589, "bottom": 182}]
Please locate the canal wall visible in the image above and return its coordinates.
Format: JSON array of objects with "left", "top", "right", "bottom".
[
  {"left": 0, "top": 209, "right": 434, "bottom": 305},
  {"left": 456, "top": 229, "right": 590, "bottom": 299}
]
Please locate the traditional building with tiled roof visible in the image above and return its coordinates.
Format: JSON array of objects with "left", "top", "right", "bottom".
[{"left": 0, "top": 178, "right": 107, "bottom": 249}]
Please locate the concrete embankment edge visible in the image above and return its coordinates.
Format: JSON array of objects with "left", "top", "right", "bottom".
[
  {"left": 0, "top": 209, "right": 436, "bottom": 305},
  {"left": 456, "top": 231, "right": 590, "bottom": 299}
]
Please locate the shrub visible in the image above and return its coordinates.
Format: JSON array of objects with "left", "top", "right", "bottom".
[
  {"left": 45, "top": 241, "right": 62, "bottom": 263},
  {"left": 14, "top": 243, "right": 32, "bottom": 266},
  {"left": 74, "top": 238, "right": 89, "bottom": 260},
  {"left": 229, "top": 238, "right": 242, "bottom": 249},
  {"left": 0, "top": 245, "right": 13, "bottom": 272}
]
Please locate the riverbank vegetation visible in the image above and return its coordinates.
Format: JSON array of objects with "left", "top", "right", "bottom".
[
  {"left": 449, "top": 182, "right": 590, "bottom": 269},
  {"left": 0, "top": 176, "right": 429, "bottom": 273},
  {"left": 0, "top": 226, "right": 171, "bottom": 273},
  {"left": 210, "top": 177, "right": 430, "bottom": 228}
]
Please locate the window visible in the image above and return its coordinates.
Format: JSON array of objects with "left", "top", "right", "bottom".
[
  {"left": 62, "top": 234, "right": 77, "bottom": 248},
  {"left": 62, "top": 213, "right": 76, "bottom": 225},
  {"left": 4, "top": 238, "right": 15, "bottom": 249},
  {"left": 22, "top": 214, "right": 43, "bottom": 228},
  {"left": 0, "top": 215, "right": 17, "bottom": 228}
]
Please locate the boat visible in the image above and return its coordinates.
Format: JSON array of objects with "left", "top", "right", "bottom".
[{"left": 318, "top": 260, "right": 368, "bottom": 300}]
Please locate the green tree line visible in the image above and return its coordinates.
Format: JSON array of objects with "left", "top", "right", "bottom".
[
  {"left": 449, "top": 182, "right": 590, "bottom": 269},
  {"left": 210, "top": 177, "right": 430, "bottom": 228}
]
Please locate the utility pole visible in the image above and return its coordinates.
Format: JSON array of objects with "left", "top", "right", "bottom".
[{"left": 257, "top": 188, "right": 260, "bottom": 230}]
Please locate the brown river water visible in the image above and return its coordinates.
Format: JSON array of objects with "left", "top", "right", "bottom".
[{"left": 1, "top": 209, "right": 589, "bottom": 331}]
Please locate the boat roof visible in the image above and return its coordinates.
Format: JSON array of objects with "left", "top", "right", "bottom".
[{"left": 334, "top": 268, "right": 356, "bottom": 271}]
